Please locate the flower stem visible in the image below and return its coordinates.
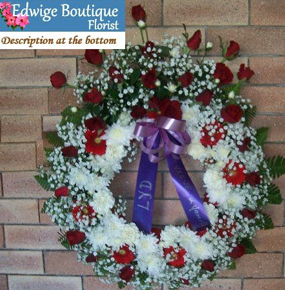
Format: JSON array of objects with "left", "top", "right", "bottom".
[
  {"left": 139, "top": 28, "right": 145, "bottom": 44},
  {"left": 145, "top": 28, "right": 149, "bottom": 42}
]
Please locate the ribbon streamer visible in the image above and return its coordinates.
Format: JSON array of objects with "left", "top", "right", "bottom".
[{"left": 132, "top": 116, "right": 210, "bottom": 233}]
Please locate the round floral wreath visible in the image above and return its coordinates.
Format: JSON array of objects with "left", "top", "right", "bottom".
[{"left": 37, "top": 5, "right": 284, "bottom": 290}]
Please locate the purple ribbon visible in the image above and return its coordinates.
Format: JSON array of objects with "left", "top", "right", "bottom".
[{"left": 132, "top": 116, "right": 210, "bottom": 233}]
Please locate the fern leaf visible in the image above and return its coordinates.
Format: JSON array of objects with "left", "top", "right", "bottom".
[
  {"left": 244, "top": 105, "right": 257, "bottom": 127},
  {"left": 34, "top": 175, "right": 51, "bottom": 191},
  {"left": 267, "top": 183, "right": 283, "bottom": 204},
  {"left": 240, "top": 238, "right": 257, "bottom": 254},
  {"left": 46, "top": 132, "right": 64, "bottom": 147},
  {"left": 262, "top": 213, "right": 274, "bottom": 230},
  {"left": 256, "top": 127, "right": 269, "bottom": 147},
  {"left": 266, "top": 156, "right": 285, "bottom": 179}
]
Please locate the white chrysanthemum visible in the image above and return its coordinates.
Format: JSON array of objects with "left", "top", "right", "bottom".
[
  {"left": 188, "top": 240, "right": 212, "bottom": 261},
  {"left": 182, "top": 104, "right": 200, "bottom": 127},
  {"left": 225, "top": 193, "right": 245, "bottom": 210},
  {"left": 86, "top": 176, "right": 109, "bottom": 192},
  {"left": 214, "top": 143, "right": 231, "bottom": 162},
  {"left": 160, "top": 226, "right": 181, "bottom": 247},
  {"left": 136, "top": 234, "right": 158, "bottom": 255},
  {"left": 179, "top": 227, "right": 199, "bottom": 251},
  {"left": 89, "top": 227, "right": 108, "bottom": 251},
  {"left": 137, "top": 254, "right": 165, "bottom": 277},
  {"left": 104, "top": 123, "right": 134, "bottom": 146},
  {"left": 106, "top": 144, "right": 126, "bottom": 161},
  {"left": 188, "top": 140, "right": 210, "bottom": 160},
  {"left": 204, "top": 203, "right": 218, "bottom": 225},
  {"left": 120, "top": 223, "right": 140, "bottom": 246},
  {"left": 90, "top": 190, "right": 115, "bottom": 215},
  {"left": 118, "top": 112, "right": 132, "bottom": 126}
]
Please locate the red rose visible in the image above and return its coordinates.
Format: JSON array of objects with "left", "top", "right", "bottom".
[
  {"left": 237, "top": 137, "right": 251, "bottom": 153},
  {"left": 246, "top": 172, "right": 261, "bottom": 186},
  {"left": 178, "top": 71, "right": 193, "bottom": 88},
  {"left": 241, "top": 208, "right": 257, "bottom": 220},
  {"left": 61, "top": 146, "right": 78, "bottom": 157},
  {"left": 113, "top": 245, "right": 135, "bottom": 264},
  {"left": 214, "top": 63, "right": 233, "bottom": 85},
  {"left": 109, "top": 66, "right": 124, "bottom": 83},
  {"left": 187, "top": 30, "right": 202, "bottom": 50},
  {"left": 228, "top": 244, "right": 246, "bottom": 259},
  {"left": 86, "top": 254, "right": 99, "bottom": 263},
  {"left": 131, "top": 106, "right": 147, "bottom": 119},
  {"left": 223, "top": 160, "right": 246, "bottom": 186},
  {"left": 225, "top": 41, "right": 240, "bottom": 60},
  {"left": 201, "top": 260, "right": 215, "bottom": 272},
  {"left": 119, "top": 266, "right": 135, "bottom": 282},
  {"left": 55, "top": 186, "right": 69, "bottom": 197},
  {"left": 140, "top": 41, "right": 155, "bottom": 58},
  {"left": 84, "top": 117, "right": 106, "bottom": 131},
  {"left": 196, "top": 89, "right": 214, "bottom": 106},
  {"left": 142, "top": 68, "right": 157, "bottom": 89},
  {"left": 85, "top": 130, "right": 106, "bottom": 155},
  {"left": 221, "top": 104, "right": 243, "bottom": 123},
  {"left": 148, "top": 96, "right": 160, "bottom": 109},
  {"left": 72, "top": 205, "right": 96, "bottom": 222},
  {"left": 216, "top": 217, "right": 236, "bottom": 238},
  {"left": 66, "top": 230, "right": 86, "bottom": 246},
  {"left": 163, "top": 246, "right": 186, "bottom": 268},
  {"left": 200, "top": 121, "right": 226, "bottom": 147},
  {"left": 131, "top": 5, "right": 146, "bottom": 22},
  {"left": 237, "top": 64, "right": 254, "bottom": 82},
  {"left": 83, "top": 88, "right": 103, "bottom": 104},
  {"left": 50, "top": 71, "right": 67, "bottom": 89},
  {"left": 159, "top": 99, "right": 182, "bottom": 120},
  {"left": 84, "top": 49, "right": 103, "bottom": 66}
]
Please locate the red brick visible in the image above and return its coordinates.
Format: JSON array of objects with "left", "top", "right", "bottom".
[
  {"left": 110, "top": 172, "right": 162, "bottom": 198},
  {"left": 0, "top": 251, "right": 43, "bottom": 274},
  {"left": 0, "top": 199, "right": 39, "bottom": 224},
  {"left": 251, "top": 0, "right": 285, "bottom": 26},
  {"left": 208, "top": 28, "right": 285, "bottom": 55},
  {"left": 250, "top": 57, "right": 285, "bottom": 84},
  {"left": 0, "top": 226, "right": 4, "bottom": 248},
  {"left": 253, "top": 228, "right": 285, "bottom": 252},
  {"left": 36, "top": 140, "right": 45, "bottom": 167},
  {"left": 0, "top": 174, "right": 2, "bottom": 197},
  {"left": 0, "top": 143, "right": 36, "bottom": 171},
  {"left": 218, "top": 253, "right": 283, "bottom": 278},
  {"left": 2, "top": 171, "right": 51, "bottom": 198},
  {"left": 0, "top": 275, "right": 7, "bottom": 290},
  {"left": 263, "top": 202, "right": 284, "bottom": 227},
  {"left": 241, "top": 87, "right": 285, "bottom": 113},
  {"left": 0, "top": 88, "right": 48, "bottom": 114},
  {"left": 44, "top": 251, "right": 94, "bottom": 275},
  {"left": 8, "top": 276, "right": 82, "bottom": 290},
  {"left": 42, "top": 115, "right": 61, "bottom": 132},
  {"left": 0, "top": 58, "right": 76, "bottom": 87},
  {"left": 126, "top": 0, "right": 162, "bottom": 26},
  {"left": 0, "top": 50, "right": 35, "bottom": 58},
  {"left": 49, "top": 88, "right": 77, "bottom": 114},
  {"left": 1, "top": 115, "right": 42, "bottom": 142},
  {"left": 84, "top": 277, "right": 132, "bottom": 290},
  {"left": 163, "top": 0, "right": 248, "bottom": 26},
  {"left": 5, "top": 225, "right": 64, "bottom": 249},
  {"left": 243, "top": 279, "right": 285, "bottom": 290},
  {"left": 252, "top": 116, "right": 285, "bottom": 142}
]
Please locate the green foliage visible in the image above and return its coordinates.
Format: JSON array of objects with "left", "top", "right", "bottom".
[
  {"left": 240, "top": 238, "right": 257, "bottom": 254},
  {"left": 58, "top": 231, "right": 72, "bottom": 250},
  {"left": 262, "top": 213, "right": 274, "bottom": 230},
  {"left": 244, "top": 105, "right": 257, "bottom": 127},
  {"left": 34, "top": 174, "right": 51, "bottom": 191},
  {"left": 41, "top": 200, "right": 48, "bottom": 213},
  {"left": 130, "top": 69, "right": 141, "bottom": 86},
  {"left": 265, "top": 156, "right": 285, "bottom": 179},
  {"left": 267, "top": 183, "right": 283, "bottom": 204},
  {"left": 118, "top": 281, "right": 126, "bottom": 289},
  {"left": 44, "top": 147, "right": 53, "bottom": 160},
  {"left": 46, "top": 132, "right": 64, "bottom": 147},
  {"left": 60, "top": 106, "right": 89, "bottom": 126},
  {"left": 158, "top": 46, "right": 171, "bottom": 57},
  {"left": 256, "top": 127, "right": 269, "bottom": 147},
  {"left": 228, "top": 260, "right": 236, "bottom": 270}
]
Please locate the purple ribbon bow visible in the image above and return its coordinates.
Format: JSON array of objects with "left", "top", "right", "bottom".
[{"left": 132, "top": 116, "right": 211, "bottom": 234}]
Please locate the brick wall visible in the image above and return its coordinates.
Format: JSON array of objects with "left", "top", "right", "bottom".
[{"left": 0, "top": 1, "right": 285, "bottom": 289}]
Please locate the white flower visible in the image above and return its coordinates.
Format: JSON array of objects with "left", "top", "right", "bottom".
[
  {"left": 170, "top": 46, "right": 180, "bottom": 58},
  {"left": 206, "top": 42, "right": 213, "bottom": 49},
  {"left": 90, "top": 190, "right": 115, "bottom": 215},
  {"left": 104, "top": 123, "right": 134, "bottom": 146},
  {"left": 204, "top": 203, "right": 218, "bottom": 225},
  {"left": 165, "top": 83, "right": 177, "bottom": 93},
  {"left": 71, "top": 106, "right": 78, "bottom": 113},
  {"left": 137, "top": 254, "right": 165, "bottom": 277},
  {"left": 136, "top": 234, "right": 158, "bottom": 255},
  {"left": 155, "top": 79, "right": 161, "bottom": 87},
  {"left": 89, "top": 227, "right": 107, "bottom": 251},
  {"left": 228, "top": 91, "right": 235, "bottom": 99},
  {"left": 137, "top": 20, "right": 146, "bottom": 28}
]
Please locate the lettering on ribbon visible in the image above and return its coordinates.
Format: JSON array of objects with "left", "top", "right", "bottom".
[{"left": 137, "top": 181, "right": 153, "bottom": 211}]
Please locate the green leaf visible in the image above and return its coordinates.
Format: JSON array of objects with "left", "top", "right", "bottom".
[
  {"left": 266, "top": 156, "right": 285, "bottom": 179},
  {"left": 117, "top": 281, "right": 125, "bottom": 289},
  {"left": 244, "top": 105, "right": 257, "bottom": 127},
  {"left": 256, "top": 127, "right": 269, "bottom": 147},
  {"left": 267, "top": 183, "right": 283, "bottom": 204},
  {"left": 46, "top": 132, "right": 64, "bottom": 147},
  {"left": 130, "top": 69, "right": 141, "bottom": 86},
  {"left": 240, "top": 238, "right": 257, "bottom": 254},
  {"left": 208, "top": 273, "right": 217, "bottom": 281},
  {"left": 34, "top": 175, "right": 51, "bottom": 191},
  {"left": 158, "top": 46, "right": 171, "bottom": 57},
  {"left": 228, "top": 260, "right": 236, "bottom": 270},
  {"left": 61, "top": 106, "right": 89, "bottom": 126},
  {"left": 44, "top": 147, "right": 53, "bottom": 160},
  {"left": 263, "top": 213, "right": 274, "bottom": 230}
]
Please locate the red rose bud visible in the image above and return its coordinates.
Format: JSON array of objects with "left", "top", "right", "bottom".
[
  {"left": 61, "top": 146, "right": 78, "bottom": 157},
  {"left": 50, "top": 71, "right": 67, "bottom": 89},
  {"left": 140, "top": 41, "right": 155, "bottom": 58},
  {"left": 237, "top": 64, "right": 255, "bottom": 82},
  {"left": 66, "top": 230, "right": 86, "bottom": 246},
  {"left": 246, "top": 172, "right": 261, "bottom": 186},
  {"left": 178, "top": 71, "right": 194, "bottom": 88},
  {"left": 223, "top": 160, "right": 246, "bottom": 186},
  {"left": 84, "top": 49, "right": 103, "bottom": 66},
  {"left": 131, "top": 105, "right": 147, "bottom": 119},
  {"left": 201, "top": 260, "right": 216, "bottom": 272},
  {"left": 113, "top": 245, "right": 135, "bottom": 264},
  {"left": 83, "top": 88, "right": 103, "bottom": 104},
  {"left": 228, "top": 244, "right": 246, "bottom": 259},
  {"left": 109, "top": 66, "right": 124, "bottom": 82},
  {"left": 55, "top": 186, "right": 69, "bottom": 197},
  {"left": 119, "top": 266, "right": 135, "bottom": 282},
  {"left": 187, "top": 30, "right": 202, "bottom": 50},
  {"left": 225, "top": 41, "right": 240, "bottom": 60},
  {"left": 195, "top": 89, "right": 214, "bottom": 106},
  {"left": 241, "top": 208, "right": 257, "bottom": 219},
  {"left": 221, "top": 104, "right": 243, "bottom": 123},
  {"left": 131, "top": 5, "right": 146, "bottom": 22},
  {"left": 237, "top": 137, "right": 251, "bottom": 153},
  {"left": 180, "top": 279, "right": 190, "bottom": 285},
  {"left": 159, "top": 99, "right": 182, "bottom": 120},
  {"left": 163, "top": 246, "right": 186, "bottom": 268},
  {"left": 148, "top": 96, "right": 160, "bottom": 109},
  {"left": 86, "top": 254, "right": 99, "bottom": 263},
  {"left": 214, "top": 63, "right": 233, "bottom": 85},
  {"left": 142, "top": 68, "right": 157, "bottom": 89},
  {"left": 84, "top": 116, "right": 106, "bottom": 131}
]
